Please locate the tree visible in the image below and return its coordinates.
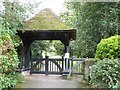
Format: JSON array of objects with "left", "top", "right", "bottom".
[
  {"left": 53, "top": 41, "right": 64, "bottom": 56},
  {"left": 61, "top": 2, "right": 119, "bottom": 57},
  {"left": 31, "top": 40, "right": 50, "bottom": 58},
  {"left": 0, "top": 1, "right": 40, "bottom": 89}
]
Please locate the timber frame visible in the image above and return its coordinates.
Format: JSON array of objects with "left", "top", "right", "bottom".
[{"left": 17, "top": 29, "right": 76, "bottom": 73}]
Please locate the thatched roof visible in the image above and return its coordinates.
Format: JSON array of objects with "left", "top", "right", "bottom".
[{"left": 25, "top": 8, "right": 72, "bottom": 30}]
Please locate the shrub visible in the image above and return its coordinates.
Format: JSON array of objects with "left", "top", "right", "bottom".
[
  {"left": 89, "top": 35, "right": 120, "bottom": 89},
  {"left": 0, "top": 18, "right": 21, "bottom": 89},
  {"left": 95, "top": 35, "right": 120, "bottom": 60},
  {"left": 112, "top": 81, "right": 120, "bottom": 89},
  {"left": 90, "top": 59, "right": 120, "bottom": 88}
]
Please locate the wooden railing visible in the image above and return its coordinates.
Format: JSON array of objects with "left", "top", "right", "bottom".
[
  {"left": 69, "top": 58, "right": 85, "bottom": 75},
  {"left": 19, "top": 56, "right": 96, "bottom": 76}
]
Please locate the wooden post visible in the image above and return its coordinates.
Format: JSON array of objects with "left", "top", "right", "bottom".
[
  {"left": 24, "top": 44, "right": 31, "bottom": 69},
  {"left": 45, "top": 56, "right": 49, "bottom": 75},
  {"left": 71, "top": 57, "right": 73, "bottom": 69},
  {"left": 30, "top": 57, "right": 33, "bottom": 74},
  {"left": 64, "top": 46, "right": 70, "bottom": 71},
  {"left": 17, "top": 45, "right": 23, "bottom": 70},
  {"left": 62, "top": 56, "right": 64, "bottom": 71},
  {"left": 61, "top": 35, "right": 70, "bottom": 74},
  {"left": 83, "top": 60, "right": 85, "bottom": 76}
]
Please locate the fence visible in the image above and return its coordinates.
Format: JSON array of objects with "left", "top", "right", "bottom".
[{"left": 19, "top": 56, "right": 96, "bottom": 76}]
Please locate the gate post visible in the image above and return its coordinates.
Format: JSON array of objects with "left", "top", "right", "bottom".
[
  {"left": 61, "top": 34, "right": 70, "bottom": 74},
  {"left": 45, "top": 56, "right": 49, "bottom": 75},
  {"left": 62, "top": 56, "right": 64, "bottom": 71},
  {"left": 30, "top": 58, "right": 33, "bottom": 74},
  {"left": 23, "top": 43, "right": 31, "bottom": 70},
  {"left": 65, "top": 46, "right": 70, "bottom": 71}
]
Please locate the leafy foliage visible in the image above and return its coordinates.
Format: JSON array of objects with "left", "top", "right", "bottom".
[
  {"left": 2, "top": 2, "right": 26, "bottom": 30},
  {"left": 0, "top": 73, "right": 24, "bottom": 89},
  {"left": 89, "top": 35, "right": 120, "bottom": 89},
  {"left": 61, "top": 2, "right": 119, "bottom": 57},
  {"left": 0, "top": 1, "right": 36, "bottom": 89},
  {"left": 31, "top": 41, "right": 50, "bottom": 58},
  {"left": 0, "top": 18, "right": 20, "bottom": 89},
  {"left": 95, "top": 35, "right": 120, "bottom": 59},
  {"left": 53, "top": 41, "right": 64, "bottom": 56},
  {"left": 90, "top": 59, "right": 120, "bottom": 89}
]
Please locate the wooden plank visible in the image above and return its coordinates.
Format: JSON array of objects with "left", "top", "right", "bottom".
[
  {"left": 70, "top": 58, "right": 85, "bottom": 61},
  {"left": 30, "top": 57, "right": 85, "bottom": 75},
  {"left": 31, "top": 58, "right": 45, "bottom": 61},
  {"left": 17, "top": 29, "right": 76, "bottom": 40},
  {"left": 30, "top": 71, "right": 63, "bottom": 75},
  {"left": 45, "top": 56, "right": 49, "bottom": 75}
]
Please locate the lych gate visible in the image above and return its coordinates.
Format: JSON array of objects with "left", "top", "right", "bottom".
[
  {"left": 16, "top": 8, "right": 86, "bottom": 75},
  {"left": 17, "top": 29, "right": 84, "bottom": 75}
]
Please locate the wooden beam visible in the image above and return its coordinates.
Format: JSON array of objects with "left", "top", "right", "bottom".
[{"left": 23, "top": 44, "right": 31, "bottom": 69}]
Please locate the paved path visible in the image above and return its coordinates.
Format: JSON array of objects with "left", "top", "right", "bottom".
[{"left": 16, "top": 74, "right": 83, "bottom": 88}]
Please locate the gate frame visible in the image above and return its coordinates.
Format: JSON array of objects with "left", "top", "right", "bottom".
[
  {"left": 30, "top": 56, "right": 85, "bottom": 75},
  {"left": 30, "top": 56, "right": 64, "bottom": 75}
]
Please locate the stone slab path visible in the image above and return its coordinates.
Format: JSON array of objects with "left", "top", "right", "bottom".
[{"left": 16, "top": 74, "right": 83, "bottom": 88}]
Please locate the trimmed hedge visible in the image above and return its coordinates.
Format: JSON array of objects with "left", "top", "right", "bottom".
[
  {"left": 89, "top": 35, "right": 120, "bottom": 89},
  {"left": 95, "top": 35, "right": 120, "bottom": 60}
]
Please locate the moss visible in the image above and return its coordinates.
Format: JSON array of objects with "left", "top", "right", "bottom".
[{"left": 25, "top": 8, "right": 72, "bottom": 30}]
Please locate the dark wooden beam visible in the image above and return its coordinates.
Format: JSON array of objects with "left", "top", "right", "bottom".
[
  {"left": 17, "top": 30, "right": 76, "bottom": 41},
  {"left": 23, "top": 43, "right": 31, "bottom": 69}
]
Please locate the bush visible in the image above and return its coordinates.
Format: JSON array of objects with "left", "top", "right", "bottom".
[
  {"left": 95, "top": 35, "right": 120, "bottom": 60},
  {"left": 88, "top": 35, "right": 120, "bottom": 89},
  {"left": 89, "top": 59, "right": 120, "bottom": 88},
  {"left": 0, "top": 18, "right": 21, "bottom": 89}
]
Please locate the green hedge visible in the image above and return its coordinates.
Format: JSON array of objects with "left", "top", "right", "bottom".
[
  {"left": 89, "top": 35, "right": 120, "bottom": 89},
  {"left": 95, "top": 35, "right": 120, "bottom": 60},
  {"left": 90, "top": 59, "right": 120, "bottom": 89}
]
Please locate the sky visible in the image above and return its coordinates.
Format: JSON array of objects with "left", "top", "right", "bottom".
[
  {"left": 24, "top": 0, "right": 66, "bottom": 19},
  {"left": 0, "top": 0, "right": 66, "bottom": 19},
  {"left": 38, "top": 0, "right": 65, "bottom": 15},
  {"left": 1, "top": 0, "right": 118, "bottom": 15},
  {"left": 0, "top": 0, "right": 65, "bottom": 15}
]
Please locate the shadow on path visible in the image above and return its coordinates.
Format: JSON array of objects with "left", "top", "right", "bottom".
[{"left": 16, "top": 74, "right": 83, "bottom": 88}]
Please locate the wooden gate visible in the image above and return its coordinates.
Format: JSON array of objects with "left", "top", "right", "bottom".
[
  {"left": 30, "top": 56, "right": 65, "bottom": 75},
  {"left": 30, "top": 56, "right": 85, "bottom": 75}
]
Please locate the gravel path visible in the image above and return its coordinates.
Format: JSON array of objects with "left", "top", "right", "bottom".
[{"left": 15, "top": 74, "right": 83, "bottom": 88}]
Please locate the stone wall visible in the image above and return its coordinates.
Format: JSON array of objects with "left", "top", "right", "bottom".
[{"left": 84, "top": 58, "right": 96, "bottom": 77}]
